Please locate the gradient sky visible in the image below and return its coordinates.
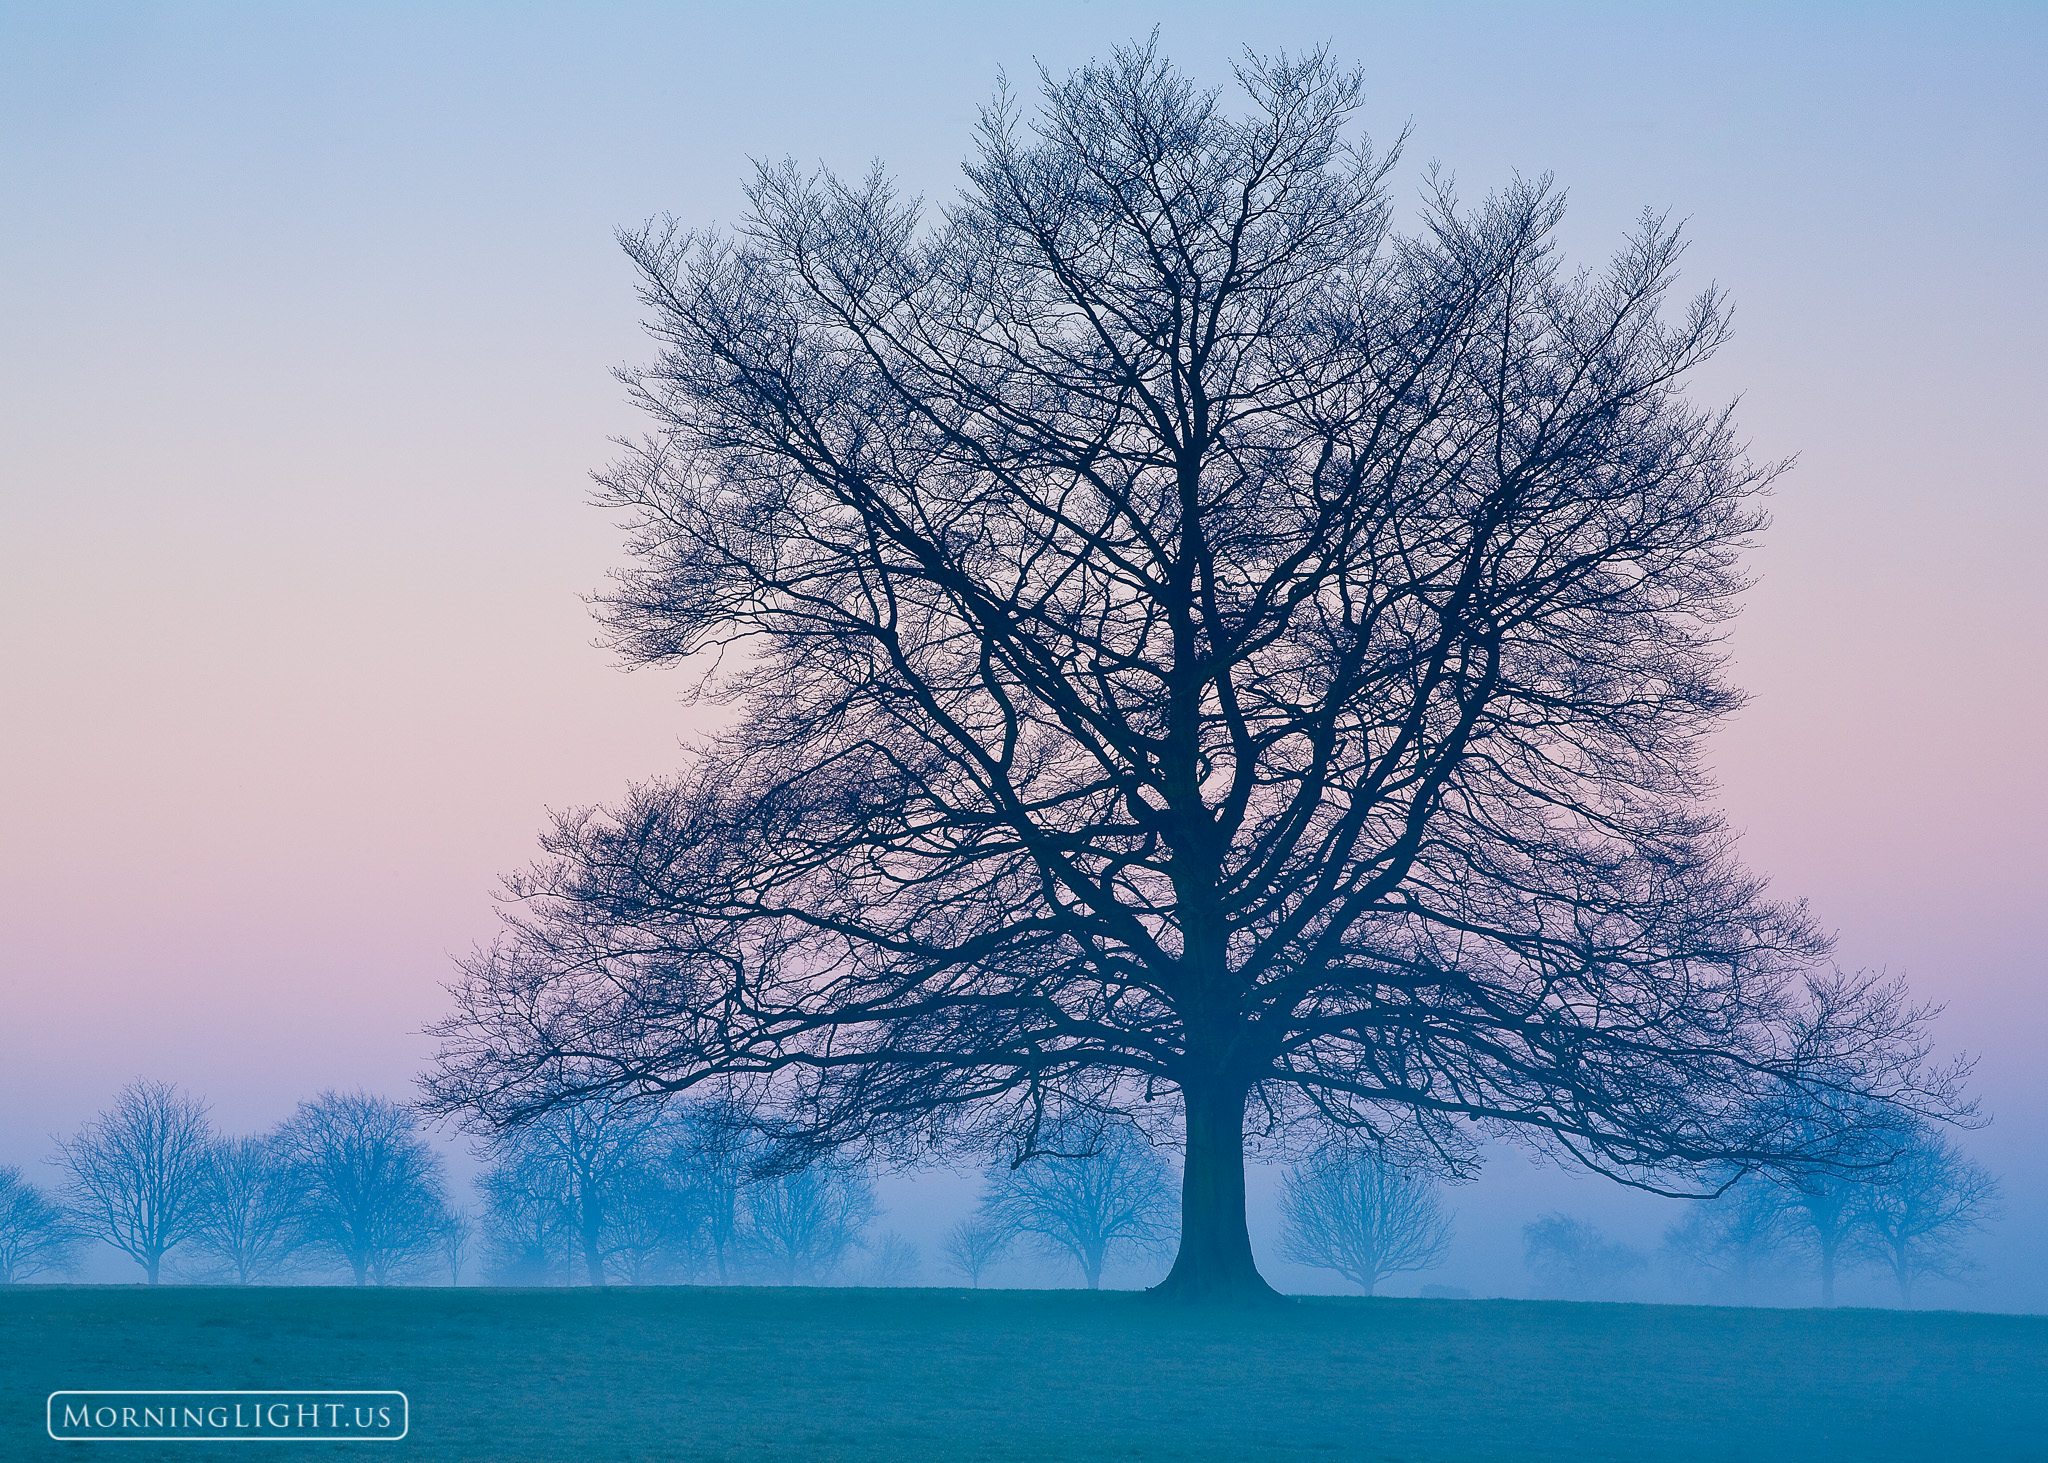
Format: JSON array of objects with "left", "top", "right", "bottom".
[{"left": 3, "top": 2, "right": 2043, "bottom": 1300}]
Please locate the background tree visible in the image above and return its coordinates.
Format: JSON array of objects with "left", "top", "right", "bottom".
[
  {"left": 1659, "top": 1174, "right": 1792, "bottom": 1302},
  {"left": 864, "top": 1230, "right": 923, "bottom": 1286},
  {"left": 1853, "top": 1127, "right": 1998, "bottom": 1306},
  {"left": 0, "top": 1166, "right": 82, "bottom": 1283},
  {"left": 1276, "top": 1150, "right": 1453, "bottom": 1295},
  {"left": 979, "top": 1124, "right": 1176, "bottom": 1290},
  {"left": 741, "top": 1163, "right": 878, "bottom": 1285},
  {"left": 442, "top": 1207, "right": 474, "bottom": 1286},
  {"left": 667, "top": 1098, "right": 762, "bottom": 1284},
  {"left": 54, "top": 1079, "right": 212, "bottom": 1284},
  {"left": 425, "top": 41, "right": 1968, "bottom": 1302},
  {"left": 1522, "top": 1213, "right": 1647, "bottom": 1300},
  {"left": 190, "top": 1133, "right": 307, "bottom": 1284},
  {"left": 479, "top": 1150, "right": 570, "bottom": 1285},
  {"left": 487, "top": 1091, "right": 674, "bottom": 1286},
  {"left": 941, "top": 1215, "right": 1012, "bottom": 1288},
  {"left": 283, "top": 1091, "right": 450, "bottom": 1286}
]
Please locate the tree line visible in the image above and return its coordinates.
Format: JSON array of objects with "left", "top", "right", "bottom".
[{"left": 0, "top": 1079, "right": 1995, "bottom": 1304}]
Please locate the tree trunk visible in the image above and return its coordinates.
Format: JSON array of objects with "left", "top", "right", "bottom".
[
  {"left": 351, "top": 1255, "right": 369, "bottom": 1287},
  {"left": 145, "top": 1253, "right": 160, "bottom": 1285},
  {"left": 1152, "top": 1080, "right": 1279, "bottom": 1304},
  {"left": 1819, "top": 1237, "right": 1836, "bottom": 1308}
]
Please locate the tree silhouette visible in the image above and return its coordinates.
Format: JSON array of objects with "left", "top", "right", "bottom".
[
  {"left": 979, "top": 1123, "right": 1176, "bottom": 1289},
  {"left": 191, "top": 1133, "right": 307, "bottom": 1284},
  {"left": 54, "top": 1079, "right": 212, "bottom": 1284},
  {"left": 425, "top": 40, "right": 1967, "bottom": 1301},
  {"left": 1277, "top": 1150, "right": 1452, "bottom": 1294},
  {"left": 1853, "top": 1127, "right": 1998, "bottom": 1306},
  {"left": 0, "top": 1167, "right": 81, "bottom": 1283},
  {"left": 940, "top": 1215, "right": 1012, "bottom": 1288},
  {"left": 282, "top": 1091, "right": 450, "bottom": 1286}
]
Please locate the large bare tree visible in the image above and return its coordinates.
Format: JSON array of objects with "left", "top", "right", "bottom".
[{"left": 426, "top": 43, "right": 1965, "bottom": 1299}]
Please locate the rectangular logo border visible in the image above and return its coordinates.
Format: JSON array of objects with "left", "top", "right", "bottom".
[{"left": 47, "top": 1390, "right": 410, "bottom": 1443}]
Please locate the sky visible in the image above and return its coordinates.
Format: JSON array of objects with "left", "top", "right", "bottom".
[{"left": 2, "top": 2, "right": 2043, "bottom": 1302}]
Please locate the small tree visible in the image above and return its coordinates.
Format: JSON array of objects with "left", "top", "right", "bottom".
[
  {"left": 980, "top": 1125, "right": 1177, "bottom": 1290},
  {"left": 865, "top": 1231, "right": 922, "bottom": 1286},
  {"left": 1523, "top": 1213, "right": 1647, "bottom": 1300},
  {"left": 1277, "top": 1152, "right": 1453, "bottom": 1295},
  {"left": 941, "top": 1216, "right": 1012, "bottom": 1288},
  {"left": 54, "top": 1079, "right": 213, "bottom": 1284},
  {"left": 0, "top": 1166, "right": 81, "bottom": 1282},
  {"left": 190, "top": 1134, "right": 306, "bottom": 1284},
  {"left": 283, "top": 1091, "right": 449, "bottom": 1286},
  {"left": 1660, "top": 1175, "right": 1793, "bottom": 1302},
  {"left": 441, "top": 1208, "right": 474, "bottom": 1285},
  {"left": 742, "top": 1163, "right": 878, "bottom": 1285},
  {"left": 1854, "top": 1129, "right": 1998, "bottom": 1306}
]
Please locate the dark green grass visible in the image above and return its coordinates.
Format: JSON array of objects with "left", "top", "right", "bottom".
[{"left": 4, "top": 1285, "right": 2044, "bottom": 1461}]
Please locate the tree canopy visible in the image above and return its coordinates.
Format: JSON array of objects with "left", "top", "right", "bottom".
[{"left": 425, "top": 41, "right": 1966, "bottom": 1299}]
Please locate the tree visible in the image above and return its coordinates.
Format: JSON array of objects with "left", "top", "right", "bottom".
[
  {"left": 1659, "top": 1174, "right": 1793, "bottom": 1302},
  {"left": 1853, "top": 1128, "right": 1998, "bottom": 1307},
  {"left": 190, "top": 1133, "right": 307, "bottom": 1284},
  {"left": 666, "top": 1098, "right": 762, "bottom": 1284},
  {"left": 741, "top": 1162, "right": 878, "bottom": 1284},
  {"left": 865, "top": 1230, "right": 923, "bottom": 1286},
  {"left": 979, "top": 1123, "right": 1176, "bottom": 1289},
  {"left": 941, "top": 1215, "right": 1012, "bottom": 1288},
  {"left": 442, "top": 1207, "right": 474, "bottom": 1286},
  {"left": 0, "top": 1166, "right": 82, "bottom": 1282},
  {"left": 486, "top": 1091, "right": 675, "bottom": 1286},
  {"left": 54, "top": 1079, "right": 212, "bottom": 1284},
  {"left": 1523, "top": 1213, "right": 1646, "bottom": 1300},
  {"left": 479, "top": 1150, "right": 570, "bottom": 1285},
  {"left": 1276, "top": 1150, "right": 1452, "bottom": 1294},
  {"left": 282, "top": 1091, "right": 450, "bottom": 1286},
  {"left": 424, "top": 41, "right": 1969, "bottom": 1302}
]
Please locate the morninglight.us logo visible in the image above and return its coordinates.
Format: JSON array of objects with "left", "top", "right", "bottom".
[{"left": 47, "top": 1391, "right": 408, "bottom": 1442}]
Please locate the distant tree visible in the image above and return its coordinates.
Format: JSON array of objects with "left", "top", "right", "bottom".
[
  {"left": 487, "top": 1091, "right": 675, "bottom": 1286},
  {"left": 1773, "top": 1166, "right": 1867, "bottom": 1308},
  {"left": 981, "top": 1125, "right": 1176, "bottom": 1290},
  {"left": 1659, "top": 1175, "right": 1793, "bottom": 1301},
  {"left": 667, "top": 1099, "right": 762, "bottom": 1285},
  {"left": 603, "top": 1164, "right": 705, "bottom": 1285},
  {"left": 1853, "top": 1129, "right": 1998, "bottom": 1307},
  {"left": 423, "top": 40, "right": 1972, "bottom": 1305},
  {"left": 54, "top": 1079, "right": 213, "bottom": 1284},
  {"left": 441, "top": 1207, "right": 474, "bottom": 1286},
  {"left": 940, "top": 1216, "right": 1012, "bottom": 1288},
  {"left": 479, "top": 1150, "right": 570, "bottom": 1285},
  {"left": 282, "top": 1091, "right": 450, "bottom": 1286},
  {"left": 742, "top": 1163, "right": 878, "bottom": 1285},
  {"left": 1523, "top": 1213, "right": 1647, "bottom": 1300},
  {"left": 190, "top": 1133, "right": 307, "bottom": 1284},
  {"left": 1277, "top": 1151, "right": 1453, "bottom": 1295},
  {"left": 0, "top": 1166, "right": 82, "bottom": 1282},
  {"left": 865, "top": 1231, "right": 923, "bottom": 1287}
]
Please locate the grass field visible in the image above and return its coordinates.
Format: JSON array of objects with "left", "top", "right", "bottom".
[{"left": 4, "top": 1285, "right": 2044, "bottom": 1461}]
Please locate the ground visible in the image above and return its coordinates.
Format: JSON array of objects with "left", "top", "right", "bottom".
[{"left": 3, "top": 1286, "right": 2043, "bottom": 1461}]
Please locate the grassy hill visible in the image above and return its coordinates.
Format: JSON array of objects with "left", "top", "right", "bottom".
[{"left": 4, "top": 1285, "right": 2043, "bottom": 1461}]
